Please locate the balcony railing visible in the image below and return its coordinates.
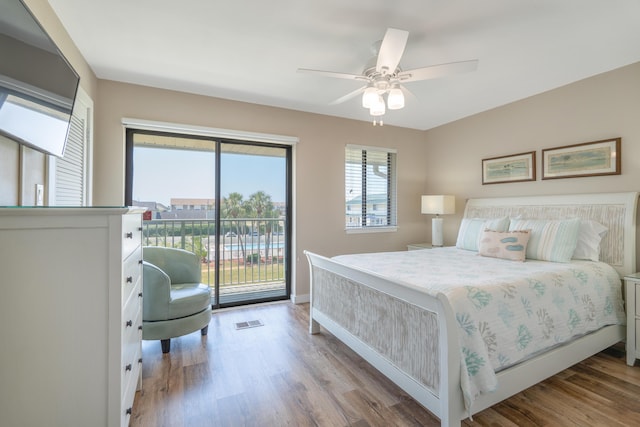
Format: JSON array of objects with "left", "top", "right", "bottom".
[{"left": 142, "top": 218, "right": 287, "bottom": 304}]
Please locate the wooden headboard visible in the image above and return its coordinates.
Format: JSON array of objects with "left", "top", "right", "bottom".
[{"left": 463, "top": 192, "right": 638, "bottom": 277}]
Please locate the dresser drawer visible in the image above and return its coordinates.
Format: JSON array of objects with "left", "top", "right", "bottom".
[
  {"left": 122, "top": 214, "right": 142, "bottom": 259},
  {"left": 123, "top": 250, "right": 142, "bottom": 302},
  {"left": 122, "top": 303, "right": 142, "bottom": 390},
  {"left": 121, "top": 344, "right": 141, "bottom": 427},
  {"left": 636, "top": 284, "right": 640, "bottom": 316},
  {"left": 123, "top": 279, "right": 142, "bottom": 330}
]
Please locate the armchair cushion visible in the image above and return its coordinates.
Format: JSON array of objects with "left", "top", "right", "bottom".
[{"left": 166, "top": 282, "right": 211, "bottom": 319}]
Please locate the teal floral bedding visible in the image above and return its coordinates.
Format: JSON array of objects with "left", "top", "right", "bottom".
[{"left": 332, "top": 247, "right": 625, "bottom": 412}]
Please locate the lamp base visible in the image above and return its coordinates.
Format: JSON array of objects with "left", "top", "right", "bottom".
[{"left": 432, "top": 217, "right": 444, "bottom": 247}]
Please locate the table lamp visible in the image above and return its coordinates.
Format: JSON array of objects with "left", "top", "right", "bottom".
[{"left": 421, "top": 195, "right": 455, "bottom": 247}]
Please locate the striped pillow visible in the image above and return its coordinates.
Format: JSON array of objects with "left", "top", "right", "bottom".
[
  {"left": 509, "top": 218, "right": 581, "bottom": 262},
  {"left": 455, "top": 217, "right": 510, "bottom": 251}
]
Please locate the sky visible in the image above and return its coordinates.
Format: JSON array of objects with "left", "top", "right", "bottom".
[{"left": 132, "top": 147, "right": 286, "bottom": 206}]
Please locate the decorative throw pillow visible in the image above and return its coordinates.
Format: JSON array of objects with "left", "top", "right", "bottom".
[
  {"left": 478, "top": 229, "right": 530, "bottom": 262},
  {"left": 455, "top": 217, "right": 510, "bottom": 251},
  {"left": 572, "top": 220, "right": 608, "bottom": 261},
  {"left": 509, "top": 218, "right": 581, "bottom": 262}
]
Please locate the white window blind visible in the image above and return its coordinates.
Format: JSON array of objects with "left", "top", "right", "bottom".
[
  {"left": 345, "top": 145, "right": 397, "bottom": 231},
  {"left": 49, "top": 87, "right": 92, "bottom": 206},
  {"left": 54, "top": 112, "right": 85, "bottom": 205}
]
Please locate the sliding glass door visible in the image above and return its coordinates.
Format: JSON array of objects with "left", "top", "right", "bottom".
[{"left": 126, "top": 129, "right": 291, "bottom": 308}]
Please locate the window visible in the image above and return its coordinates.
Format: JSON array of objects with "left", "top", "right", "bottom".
[{"left": 345, "top": 144, "right": 397, "bottom": 231}]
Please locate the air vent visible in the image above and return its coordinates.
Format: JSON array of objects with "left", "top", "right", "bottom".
[{"left": 235, "top": 320, "right": 263, "bottom": 330}]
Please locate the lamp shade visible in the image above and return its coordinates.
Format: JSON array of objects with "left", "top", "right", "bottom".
[
  {"left": 387, "top": 87, "right": 405, "bottom": 110},
  {"left": 362, "top": 86, "right": 378, "bottom": 108},
  {"left": 421, "top": 195, "right": 455, "bottom": 215},
  {"left": 369, "top": 95, "right": 386, "bottom": 116}
]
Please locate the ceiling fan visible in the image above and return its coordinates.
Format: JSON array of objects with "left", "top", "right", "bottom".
[{"left": 298, "top": 28, "right": 478, "bottom": 125}]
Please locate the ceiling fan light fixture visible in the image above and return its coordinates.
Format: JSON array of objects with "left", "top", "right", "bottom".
[
  {"left": 362, "top": 86, "right": 378, "bottom": 108},
  {"left": 369, "top": 95, "right": 386, "bottom": 116},
  {"left": 387, "top": 87, "right": 405, "bottom": 110}
]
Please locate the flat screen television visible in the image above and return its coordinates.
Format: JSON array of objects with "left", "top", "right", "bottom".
[{"left": 0, "top": 0, "right": 80, "bottom": 158}]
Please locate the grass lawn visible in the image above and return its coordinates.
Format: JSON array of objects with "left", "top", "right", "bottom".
[{"left": 200, "top": 261, "right": 284, "bottom": 287}]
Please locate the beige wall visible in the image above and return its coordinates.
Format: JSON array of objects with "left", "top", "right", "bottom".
[
  {"left": 23, "top": 0, "right": 98, "bottom": 98},
  {"left": 94, "top": 80, "right": 429, "bottom": 299},
  {"left": 424, "top": 61, "right": 640, "bottom": 250}
]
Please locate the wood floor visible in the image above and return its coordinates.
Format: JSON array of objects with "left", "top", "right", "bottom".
[{"left": 131, "top": 302, "right": 640, "bottom": 426}]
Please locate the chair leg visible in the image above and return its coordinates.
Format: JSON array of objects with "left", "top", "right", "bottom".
[
  {"left": 160, "top": 339, "right": 171, "bottom": 353},
  {"left": 201, "top": 325, "right": 209, "bottom": 336}
]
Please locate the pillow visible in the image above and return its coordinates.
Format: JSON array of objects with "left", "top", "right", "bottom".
[
  {"left": 509, "top": 218, "right": 581, "bottom": 262},
  {"left": 456, "top": 217, "right": 510, "bottom": 251},
  {"left": 478, "top": 229, "right": 530, "bottom": 262},
  {"left": 572, "top": 220, "right": 608, "bottom": 261}
]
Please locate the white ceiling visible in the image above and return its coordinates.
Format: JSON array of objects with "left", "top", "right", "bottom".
[{"left": 48, "top": 0, "right": 640, "bottom": 130}]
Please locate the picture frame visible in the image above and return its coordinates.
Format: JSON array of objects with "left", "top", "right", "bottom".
[
  {"left": 542, "top": 138, "right": 621, "bottom": 180},
  {"left": 482, "top": 151, "right": 536, "bottom": 185}
]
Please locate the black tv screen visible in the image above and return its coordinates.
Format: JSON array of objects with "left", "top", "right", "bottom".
[{"left": 0, "top": 0, "right": 79, "bottom": 158}]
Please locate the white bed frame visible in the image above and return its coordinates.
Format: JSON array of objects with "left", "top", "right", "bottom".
[{"left": 305, "top": 192, "right": 638, "bottom": 427}]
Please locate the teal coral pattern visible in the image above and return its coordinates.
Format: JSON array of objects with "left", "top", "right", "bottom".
[
  {"left": 463, "top": 347, "right": 486, "bottom": 376},
  {"left": 466, "top": 286, "right": 492, "bottom": 308},
  {"left": 516, "top": 324, "right": 533, "bottom": 350},
  {"left": 457, "top": 312, "right": 476, "bottom": 336}
]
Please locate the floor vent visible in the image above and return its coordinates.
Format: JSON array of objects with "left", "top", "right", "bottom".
[{"left": 235, "top": 320, "right": 264, "bottom": 330}]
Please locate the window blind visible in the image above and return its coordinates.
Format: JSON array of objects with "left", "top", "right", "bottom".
[
  {"left": 51, "top": 88, "right": 92, "bottom": 206},
  {"left": 345, "top": 145, "right": 397, "bottom": 230},
  {"left": 54, "top": 111, "right": 86, "bottom": 206}
]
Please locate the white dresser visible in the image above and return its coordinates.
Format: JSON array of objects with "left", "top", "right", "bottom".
[{"left": 0, "top": 207, "right": 144, "bottom": 427}]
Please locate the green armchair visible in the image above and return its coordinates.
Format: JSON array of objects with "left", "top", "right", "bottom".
[{"left": 142, "top": 246, "right": 212, "bottom": 353}]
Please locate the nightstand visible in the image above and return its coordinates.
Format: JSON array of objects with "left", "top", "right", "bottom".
[
  {"left": 625, "top": 273, "right": 640, "bottom": 366},
  {"left": 407, "top": 243, "right": 432, "bottom": 250}
]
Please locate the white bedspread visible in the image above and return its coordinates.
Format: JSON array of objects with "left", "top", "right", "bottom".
[{"left": 332, "top": 247, "right": 625, "bottom": 412}]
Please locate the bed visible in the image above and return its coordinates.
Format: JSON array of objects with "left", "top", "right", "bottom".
[{"left": 304, "top": 192, "right": 638, "bottom": 427}]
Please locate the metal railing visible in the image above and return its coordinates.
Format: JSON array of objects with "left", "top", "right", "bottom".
[{"left": 142, "top": 218, "right": 287, "bottom": 297}]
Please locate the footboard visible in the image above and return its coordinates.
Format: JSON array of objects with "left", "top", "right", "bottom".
[{"left": 305, "top": 251, "right": 465, "bottom": 427}]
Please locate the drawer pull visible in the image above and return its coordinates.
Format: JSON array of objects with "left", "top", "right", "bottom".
[
  {"left": 138, "top": 325, "right": 143, "bottom": 331},
  {"left": 138, "top": 259, "right": 143, "bottom": 265},
  {"left": 125, "top": 364, "right": 132, "bottom": 372},
  {"left": 126, "top": 320, "right": 133, "bottom": 327},
  {"left": 138, "top": 292, "right": 143, "bottom": 298},
  {"left": 126, "top": 408, "right": 132, "bottom": 416},
  {"left": 126, "top": 276, "right": 133, "bottom": 283},
  {"left": 125, "top": 232, "right": 133, "bottom": 239},
  {"left": 138, "top": 358, "right": 143, "bottom": 364},
  {"left": 138, "top": 226, "right": 143, "bottom": 231}
]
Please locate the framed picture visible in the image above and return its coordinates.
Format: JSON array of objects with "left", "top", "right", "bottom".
[
  {"left": 482, "top": 151, "right": 536, "bottom": 185},
  {"left": 542, "top": 138, "right": 621, "bottom": 180}
]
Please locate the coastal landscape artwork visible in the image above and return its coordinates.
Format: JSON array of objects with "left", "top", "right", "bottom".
[
  {"left": 542, "top": 138, "right": 620, "bottom": 179},
  {"left": 482, "top": 151, "right": 535, "bottom": 185}
]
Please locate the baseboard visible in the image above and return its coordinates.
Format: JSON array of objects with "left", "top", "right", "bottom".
[{"left": 290, "top": 293, "right": 310, "bottom": 304}]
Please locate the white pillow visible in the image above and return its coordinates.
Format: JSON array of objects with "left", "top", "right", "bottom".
[
  {"left": 572, "top": 220, "right": 608, "bottom": 261},
  {"left": 509, "top": 218, "right": 581, "bottom": 263},
  {"left": 456, "top": 217, "right": 510, "bottom": 251}
]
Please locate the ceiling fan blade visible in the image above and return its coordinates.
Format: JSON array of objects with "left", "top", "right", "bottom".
[
  {"left": 398, "top": 59, "right": 478, "bottom": 83},
  {"left": 400, "top": 85, "right": 417, "bottom": 103},
  {"left": 297, "top": 68, "right": 367, "bottom": 81},
  {"left": 376, "top": 28, "right": 409, "bottom": 74},
  {"left": 329, "top": 86, "right": 367, "bottom": 105}
]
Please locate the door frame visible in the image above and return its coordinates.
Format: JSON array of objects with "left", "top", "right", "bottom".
[{"left": 124, "top": 124, "right": 295, "bottom": 309}]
